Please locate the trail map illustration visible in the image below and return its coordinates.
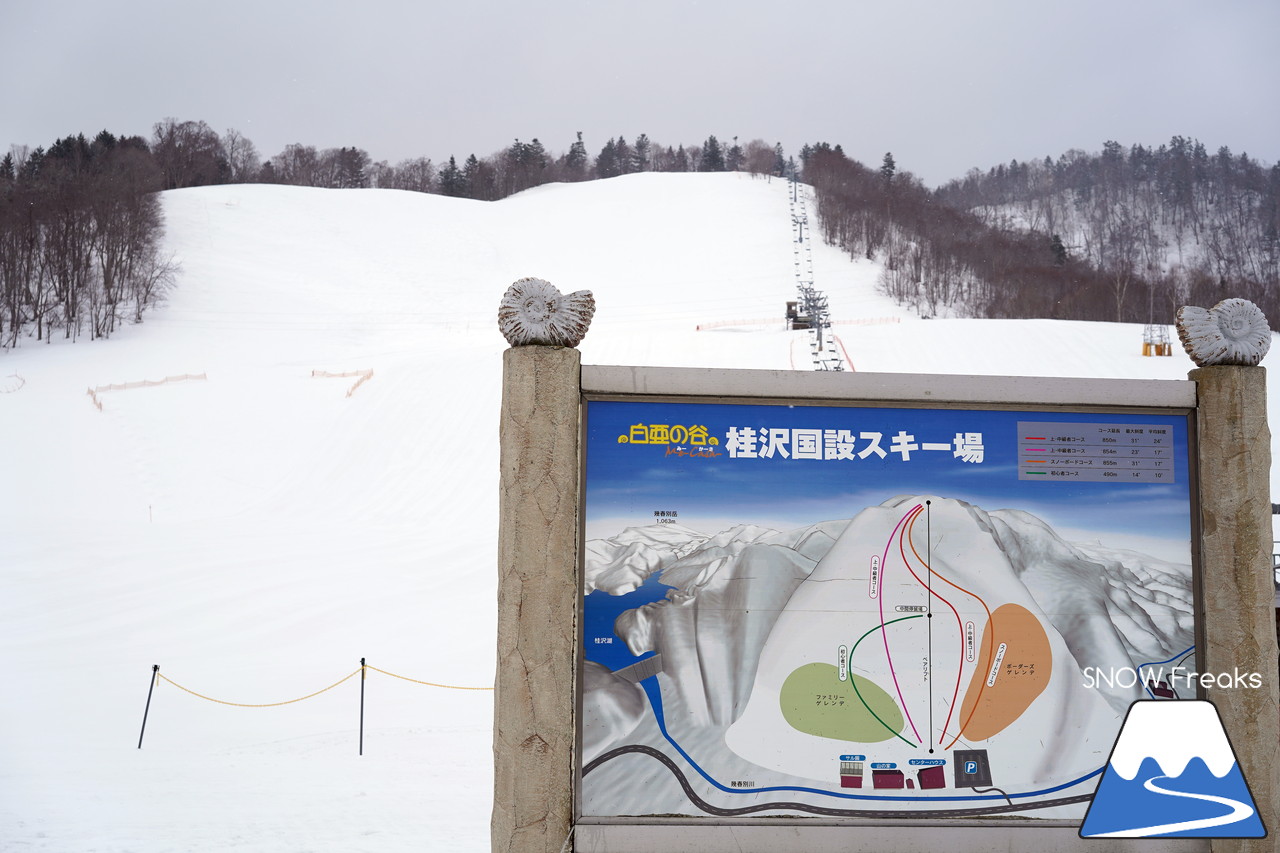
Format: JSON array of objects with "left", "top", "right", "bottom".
[{"left": 579, "top": 399, "right": 1195, "bottom": 821}]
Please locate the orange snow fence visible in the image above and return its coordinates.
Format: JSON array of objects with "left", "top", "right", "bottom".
[
  {"left": 159, "top": 668, "right": 365, "bottom": 708},
  {"left": 87, "top": 372, "right": 208, "bottom": 411},
  {"left": 311, "top": 368, "right": 374, "bottom": 397},
  {"left": 156, "top": 663, "right": 491, "bottom": 707},
  {"left": 137, "top": 661, "right": 492, "bottom": 752}
]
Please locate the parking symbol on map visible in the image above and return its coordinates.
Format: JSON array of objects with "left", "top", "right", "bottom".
[{"left": 953, "top": 749, "right": 993, "bottom": 788}]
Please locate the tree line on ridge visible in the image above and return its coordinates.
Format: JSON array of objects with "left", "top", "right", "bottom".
[{"left": 3, "top": 118, "right": 1275, "bottom": 347}]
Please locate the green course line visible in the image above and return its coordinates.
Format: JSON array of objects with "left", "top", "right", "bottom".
[{"left": 848, "top": 614, "right": 924, "bottom": 748}]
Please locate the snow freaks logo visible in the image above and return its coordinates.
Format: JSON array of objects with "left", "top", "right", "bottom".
[
  {"left": 1079, "top": 701, "right": 1266, "bottom": 839},
  {"left": 1083, "top": 665, "right": 1264, "bottom": 693}
]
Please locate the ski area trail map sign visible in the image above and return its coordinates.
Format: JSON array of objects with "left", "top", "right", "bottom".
[
  {"left": 577, "top": 381, "right": 1198, "bottom": 828},
  {"left": 494, "top": 354, "right": 1277, "bottom": 853}
]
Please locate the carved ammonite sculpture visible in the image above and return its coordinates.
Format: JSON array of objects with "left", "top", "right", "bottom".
[
  {"left": 498, "top": 277, "right": 595, "bottom": 347},
  {"left": 1176, "top": 298, "right": 1272, "bottom": 367}
]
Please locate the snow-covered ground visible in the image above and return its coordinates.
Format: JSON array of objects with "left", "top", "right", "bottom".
[{"left": 0, "top": 172, "right": 1273, "bottom": 852}]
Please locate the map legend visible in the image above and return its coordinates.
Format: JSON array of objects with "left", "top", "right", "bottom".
[{"left": 1017, "top": 421, "right": 1176, "bottom": 483}]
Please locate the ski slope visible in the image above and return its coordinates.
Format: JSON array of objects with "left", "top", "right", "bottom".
[{"left": 0, "top": 172, "right": 1272, "bottom": 852}]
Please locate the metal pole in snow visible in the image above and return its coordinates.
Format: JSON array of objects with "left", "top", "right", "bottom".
[
  {"left": 137, "top": 665, "right": 158, "bottom": 749},
  {"left": 359, "top": 658, "right": 366, "bottom": 756}
]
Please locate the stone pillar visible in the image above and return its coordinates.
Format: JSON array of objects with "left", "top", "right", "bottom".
[
  {"left": 493, "top": 346, "right": 581, "bottom": 853},
  {"left": 1192, "top": 365, "right": 1279, "bottom": 852}
]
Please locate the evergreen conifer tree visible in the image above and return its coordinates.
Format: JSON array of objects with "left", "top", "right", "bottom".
[
  {"left": 463, "top": 154, "right": 482, "bottom": 197},
  {"left": 699, "top": 135, "right": 725, "bottom": 172},
  {"left": 613, "top": 136, "right": 632, "bottom": 175},
  {"left": 674, "top": 145, "right": 689, "bottom": 172},
  {"left": 596, "top": 138, "right": 620, "bottom": 178},
  {"left": 726, "top": 136, "right": 744, "bottom": 171},
  {"left": 92, "top": 130, "right": 118, "bottom": 153},
  {"left": 527, "top": 139, "right": 548, "bottom": 171},
  {"left": 880, "top": 152, "right": 896, "bottom": 186},
  {"left": 564, "top": 132, "right": 588, "bottom": 179},
  {"left": 633, "top": 134, "right": 651, "bottom": 173},
  {"left": 1050, "top": 234, "right": 1068, "bottom": 265},
  {"left": 439, "top": 155, "right": 464, "bottom": 196}
]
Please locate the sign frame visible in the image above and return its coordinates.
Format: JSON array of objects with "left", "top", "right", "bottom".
[{"left": 572, "top": 365, "right": 1209, "bottom": 853}]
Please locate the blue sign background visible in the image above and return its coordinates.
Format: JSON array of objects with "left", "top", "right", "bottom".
[{"left": 584, "top": 399, "right": 1193, "bottom": 545}]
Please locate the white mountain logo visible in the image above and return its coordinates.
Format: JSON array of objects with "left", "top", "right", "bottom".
[{"left": 1079, "top": 700, "right": 1265, "bottom": 838}]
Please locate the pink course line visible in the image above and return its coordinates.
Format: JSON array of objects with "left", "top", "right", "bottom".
[{"left": 878, "top": 504, "right": 924, "bottom": 743}]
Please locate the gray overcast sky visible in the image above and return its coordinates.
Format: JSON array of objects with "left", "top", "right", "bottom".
[{"left": 3, "top": 0, "right": 1277, "bottom": 187}]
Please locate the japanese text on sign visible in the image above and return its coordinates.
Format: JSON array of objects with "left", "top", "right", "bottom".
[
  {"left": 618, "top": 424, "right": 718, "bottom": 446},
  {"left": 1018, "top": 422, "right": 1175, "bottom": 483},
  {"left": 724, "top": 428, "right": 984, "bottom": 463}
]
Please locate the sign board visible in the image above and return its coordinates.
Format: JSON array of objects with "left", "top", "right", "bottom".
[{"left": 578, "top": 379, "right": 1198, "bottom": 831}]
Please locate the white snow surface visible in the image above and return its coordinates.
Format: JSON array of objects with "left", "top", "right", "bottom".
[{"left": 0, "top": 172, "right": 1273, "bottom": 851}]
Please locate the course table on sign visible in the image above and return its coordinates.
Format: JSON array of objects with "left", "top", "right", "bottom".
[{"left": 1017, "top": 421, "right": 1175, "bottom": 483}]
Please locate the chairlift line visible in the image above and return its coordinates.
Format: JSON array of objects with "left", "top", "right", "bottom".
[{"left": 786, "top": 174, "right": 846, "bottom": 371}]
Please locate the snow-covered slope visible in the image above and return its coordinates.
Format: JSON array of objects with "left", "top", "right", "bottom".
[{"left": 0, "top": 173, "right": 1272, "bottom": 852}]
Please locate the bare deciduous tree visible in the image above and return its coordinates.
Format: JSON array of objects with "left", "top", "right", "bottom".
[
  {"left": 743, "top": 139, "right": 776, "bottom": 178},
  {"left": 151, "top": 118, "right": 226, "bottom": 189},
  {"left": 221, "top": 129, "right": 261, "bottom": 183}
]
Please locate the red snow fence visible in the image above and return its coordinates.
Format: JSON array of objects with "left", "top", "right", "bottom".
[
  {"left": 695, "top": 316, "right": 901, "bottom": 331},
  {"left": 87, "top": 372, "right": 208, "bottom": 411},
  {"left": 696, "top": 317, "right": 786, "bottom": 331}
]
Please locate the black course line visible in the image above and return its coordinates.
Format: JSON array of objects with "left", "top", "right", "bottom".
[{"left": 582, "top": 744, "right": 1093, "bottom": 818}]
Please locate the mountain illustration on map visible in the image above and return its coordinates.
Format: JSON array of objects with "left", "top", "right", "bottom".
[
  {"left": 580, "top": 494, "right": 1194, "bottom": 819},
  {"left": 1079, "top": 701, "right": 1265, "bottom": 838}
]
